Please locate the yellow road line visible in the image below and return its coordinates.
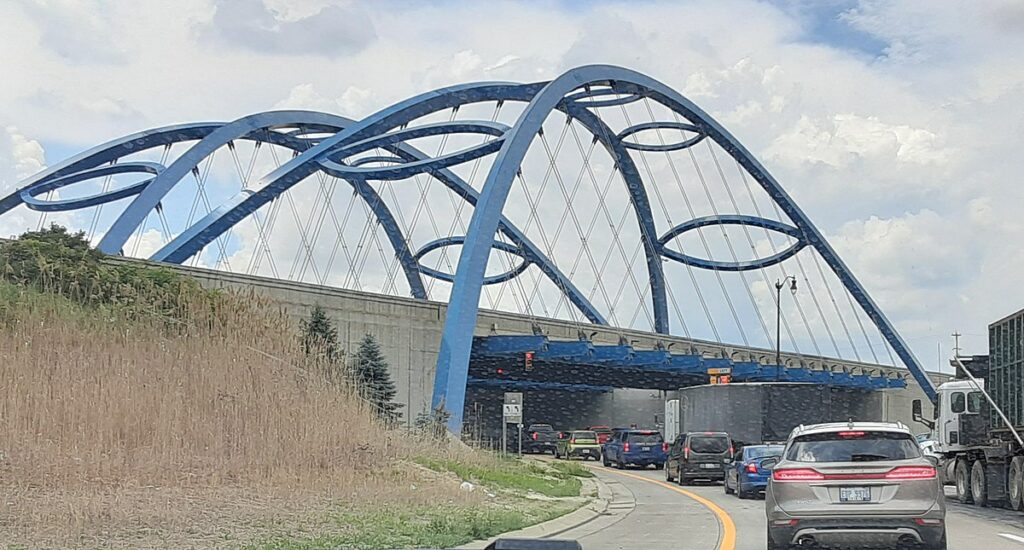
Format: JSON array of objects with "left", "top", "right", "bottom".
[{"left": 602, "top": 468, "right": 737, "bottom": 550}]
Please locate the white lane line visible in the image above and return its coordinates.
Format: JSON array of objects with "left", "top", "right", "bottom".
[{"left": 999, "top": 533, "right": 1024, "bottom": 544}]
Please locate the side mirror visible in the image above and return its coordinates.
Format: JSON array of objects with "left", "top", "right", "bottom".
[
  {"left": 759, "top": 457, "right": 779, "bottom": 470},
  {"left": 912, "top": 399, "right": 935, "bottom": 430},
  {"left": 925, "top": 455, "right": 939, "bottom": 467}
]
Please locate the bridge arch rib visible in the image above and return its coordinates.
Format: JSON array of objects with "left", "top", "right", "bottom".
[{"left": 433, "top": 64, "right": 935, "bottom": 432}]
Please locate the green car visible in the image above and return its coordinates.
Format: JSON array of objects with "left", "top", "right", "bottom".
[{"left": 555, "top": 430, "right": 601, "bottom": 460}]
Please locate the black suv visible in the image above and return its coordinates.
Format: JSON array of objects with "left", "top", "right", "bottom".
[{"left": 665, "top": 431, "right": 733, "bottom": 485}]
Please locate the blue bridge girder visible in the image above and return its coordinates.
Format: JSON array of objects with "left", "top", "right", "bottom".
[
  {"left": 470, "top": 335, "right": 905, "bottom": 392},
  {"left": 0, "top": 64, "right": 938, "bottom": 436}
]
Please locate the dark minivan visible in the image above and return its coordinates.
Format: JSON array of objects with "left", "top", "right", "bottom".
[{"left": 665, "top": 432, "right": 734, "bottom": 485}]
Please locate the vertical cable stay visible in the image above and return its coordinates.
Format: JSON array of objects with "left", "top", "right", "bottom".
[
  {"left": 553, "top": 148, "right": 623, "bottom": 325},
  {"left": 288, "top": 164, "right": 333, "bottom": 281},
  {"left": 320, "top": 188, "right": 359, "bottom": 286},
  {"left": 844, "top": 281, "right": 882, "bottom": 364},
  {"left": 563, "top": 106, "right": 657, "bottom": 331},
  {"left": 731, "top": 159, "right": 821, "bottom": 356},
  {"left": 299, "top": 171, "right": 343, "bottom": 285},
  {"left": 514, "top": 119, "right": 575, "bottom": 319},
  {"left": 622, "top": 102, "right": 725, "bottom": 342},
  {"left": 648, "top": 100, "right": 774, "bottom": 348},
  {"left": 740, "top": 162, "right": 843, "bottom": 358},
  {"left": 809, "top": 246, "right": 862, "bottom": 361},
  {"left": 542, "top": 115, "right": 628, "bottom": 331},
  {"left": 247, "top": 144, "right": 287, "bottom": 278},
  {"left": 699, "top": 139, "right": 785, "bottom": 351}
]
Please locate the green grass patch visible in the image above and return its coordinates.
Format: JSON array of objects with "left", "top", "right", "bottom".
[
  {"left": 414, "top": 457, "right": 584, "bottom": 497},
  {"left": 548, "top": 460, "right": 595, "bottom": 478},
  {"left": 249, "top": 502, "right": 575, "bottom": 550}
]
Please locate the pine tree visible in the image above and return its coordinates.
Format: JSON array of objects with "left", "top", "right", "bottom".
[
  {"left": 300, "top": 306, "right": 343, "bottom": 381},
  {"left": 352, "top": 333, "right": 402, "bottom": 424}
]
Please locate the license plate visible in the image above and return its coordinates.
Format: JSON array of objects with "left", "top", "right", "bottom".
[
  {"left": 641, "top": 446, "right": 650, "bottom": 452},
  {"left": 839, "top": 487, "right": 871, "bottom": 502},
  {"left": 700, "top": 463, "right": 719, "bottom": 469}
]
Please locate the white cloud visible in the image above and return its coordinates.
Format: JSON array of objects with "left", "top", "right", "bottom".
[{"left": 765, "top": 113, "right": 951, "bottom": 170}]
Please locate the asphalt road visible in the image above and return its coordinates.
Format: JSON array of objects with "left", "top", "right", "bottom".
[{"left": 558, "top": 463, "right": 1024, "bottom": 549}]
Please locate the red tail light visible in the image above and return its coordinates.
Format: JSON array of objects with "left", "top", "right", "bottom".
[
  {"left": 662, "top": 442, "right": 669, "bottom": 453},
  {"left": 885, "top": 466, "right": 937, "bottom": 480},
  {"left": 623, "top": 442, "right": 631, "bottom": 453},
  {"left": 745, "top": 463, "right": 758, "bottom": 474},
  {"left": 532, "top": 432, "right": 538, "bottom": 441},
  {"left": 772, "top": 466, "right": 936, "bottom": 482},
  {"left": 773, "top": 468, "right": 825, "bottom": 481},
  {"left": 684, "top": 446, "right": 690, "bottom": 460},
  {"left": 729, "top": 445, "right": 735, "bottom": 456}
]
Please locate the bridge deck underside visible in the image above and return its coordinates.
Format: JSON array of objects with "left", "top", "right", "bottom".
[{"left": 469, "top": 335, "right": 906, "bottom": 392}]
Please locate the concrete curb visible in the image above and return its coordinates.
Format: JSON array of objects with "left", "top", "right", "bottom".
[{"left": 458, "top": 474, "right": 613, "bottom": 549}]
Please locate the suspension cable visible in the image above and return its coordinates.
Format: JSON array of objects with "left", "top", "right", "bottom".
[
  {"left": 732, "top": 161, "right": 822, "bottom": 356},
  {"left": 623, "top": 102, "right": 727, "bottom": 342}
]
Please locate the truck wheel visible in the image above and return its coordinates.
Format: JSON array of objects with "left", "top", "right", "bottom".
[
  {"left": 1011, "top": 457, "right": 1024, "bottom": 511},
  {"left": 971, "top": 460, "right": 989, "bottom": 507},
  {"left": 955, "top": 459, "right": 974, "bottom": 504}
]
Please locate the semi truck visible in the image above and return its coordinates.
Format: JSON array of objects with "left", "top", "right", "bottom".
[
  {"left": 914, "top": 307, "right": 1024, "bottom": 509},
  {"left": 665, "top": 382, "right": 884, "bottom": 447}
]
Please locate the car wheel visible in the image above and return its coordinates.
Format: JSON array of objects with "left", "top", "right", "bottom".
[
  {"left": 724, "top": 476, "right": 733, "bottom": 494},
  {"left": 678, "top": 472, "right": 689, "bottom": 486},
  {"left": 654, "top": 462, "right": 664, "bottom": 470},
  {"left": 602, "top": 454, "right": 610, "bottom": 467},
  {"left": 971, "top": 459, "right": 989, "bottom": 507},
  {"left": 955, "top": 459, "right": 974, "bottom": 504},
  {"left": 666, "top": 463, "right": 676, "bottom": 482},
  {"left": 1010, "top": 457, "right": 1024, "bottom": 511},
  {"left": 737, "top": 485, "right": 750, "bottom": 499}
]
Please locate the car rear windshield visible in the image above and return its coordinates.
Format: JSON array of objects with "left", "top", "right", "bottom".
[
  {"left": 530, "top": 424, "right": 553, "bottom": 431},
  {"left": 745, "top": 445, "right": 784, "bottom": 459},
  {"left": 572, "top": 431, "right": 597, "bottom": 440},
  {"left": 786, "top": 431, "right": 921, "bottom": 462},
  {"left": 689, "top": 436, "right": 730, "bottom": 453},
  {"left": 626, "top": 432, "right": 663, "bottom": 445}
]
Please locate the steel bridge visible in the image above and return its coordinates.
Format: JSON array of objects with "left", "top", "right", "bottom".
[{"left": 0, "top": 65, "right": 935, "bottom": 432}]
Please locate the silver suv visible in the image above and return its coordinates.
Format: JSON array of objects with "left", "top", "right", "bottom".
[{"left": 764, "top": 421, "right": 945, "bottom": 549}]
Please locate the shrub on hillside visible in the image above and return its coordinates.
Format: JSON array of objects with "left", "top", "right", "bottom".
[{"left": 0, "top": 224, "right": 220, "bottom": 322}]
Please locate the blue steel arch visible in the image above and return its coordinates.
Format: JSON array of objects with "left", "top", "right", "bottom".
[
  {"left": 0, "top": 65, "right": 937, "bottom": 435},
  {"left": 434, "top": 64, "right": 936, "bottom": 432},
  {"left": 146, "top": 81, "right": 664, "bottom": 329}
]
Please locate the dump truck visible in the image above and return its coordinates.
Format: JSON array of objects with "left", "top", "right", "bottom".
[{"left": 914, "top": 308, "right": 1024, "bottom": 509}]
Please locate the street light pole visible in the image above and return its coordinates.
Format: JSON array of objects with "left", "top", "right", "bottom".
[{"left": 775, "top": 276, "right": 797, "bottom": 381}]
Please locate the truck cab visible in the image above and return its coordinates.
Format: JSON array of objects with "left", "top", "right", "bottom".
[{"left": 930, "top": 380, "right": 987, "bottom": 455}]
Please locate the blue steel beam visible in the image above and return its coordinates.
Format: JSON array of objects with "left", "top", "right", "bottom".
[{"left": 467, "top": 377, "right": 613, "bottom": 393}]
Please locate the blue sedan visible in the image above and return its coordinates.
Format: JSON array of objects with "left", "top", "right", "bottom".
[{"left": 724, "top": 444, "right": 784, "bottom": 499}]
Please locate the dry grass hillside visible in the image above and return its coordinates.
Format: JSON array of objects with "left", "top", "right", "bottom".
[{"left": 0, "top": 228, "right": 587, "bottom": 548}]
